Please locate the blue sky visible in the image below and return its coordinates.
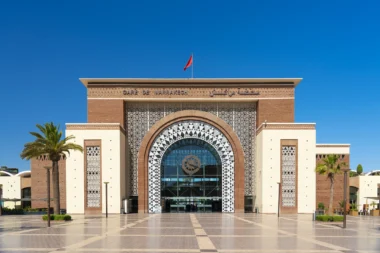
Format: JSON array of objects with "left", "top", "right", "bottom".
[{"left": 0, "top": 1, "right": 379, "bottom": 172}]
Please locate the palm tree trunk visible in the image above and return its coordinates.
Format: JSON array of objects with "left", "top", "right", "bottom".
[
  {"left": 328, "top": 177, "right": 334, "bottom": 215},
  {"left": 52, "top": 160, "right": 60, "bottom": 214}
]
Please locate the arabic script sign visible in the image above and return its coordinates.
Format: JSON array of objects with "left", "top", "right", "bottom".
[
  {"left": 122, "top": 88, "right": 260, "bottom": 97},
  {"left": 209, "top": 88, "right": 260, "bottom": 97}
]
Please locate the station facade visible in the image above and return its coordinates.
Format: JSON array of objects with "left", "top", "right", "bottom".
[{"left": 56, "top": 78, "right": 351, "bottom": 214}]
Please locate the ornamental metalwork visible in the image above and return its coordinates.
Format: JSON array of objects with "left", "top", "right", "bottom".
[
  {"left": 148, "top": 120, "right": 235, "bottom": 213},
  {"left": 86, "top": 146, "right": 101, "bottom": 208},
  {"left": 126, "top": 102, "right": 256, "bottom": 196},
  {"left": 281, "top": 146, "right": 296, "bottom": 207}
]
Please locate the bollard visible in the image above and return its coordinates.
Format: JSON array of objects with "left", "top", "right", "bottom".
[{"left": 312, "top": 210, "right": 316, "bottom": 221}]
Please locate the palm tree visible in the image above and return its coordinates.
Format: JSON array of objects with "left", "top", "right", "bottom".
[
  {"left": 316, "top": 154, "right": 347, "bottom": 215},
  {"left": 21, "top": 122, "right": 83, "bottom": 214}
]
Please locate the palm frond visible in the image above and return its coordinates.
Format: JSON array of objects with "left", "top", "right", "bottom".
[
  {"left": 21, "top": 122, "right": 83, "bottom": 161},
  {"left": 315, "top": 154, "right": 347, "bottom": 177}
]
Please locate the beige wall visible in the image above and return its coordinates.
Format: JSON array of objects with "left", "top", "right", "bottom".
[
  {"left": 356, "top": 176, "right": 380, "bottom": 209},
  {"left": 256, "top": 125, "right": 317, "bottom": 214},
  {"left": 0, "top": 175, "right": 21, "bottom": 208},
  {"left": 66, "top": 124, "right": 125, "bottom": 214}
]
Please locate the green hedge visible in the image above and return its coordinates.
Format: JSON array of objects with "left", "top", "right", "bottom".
[
  {"left": 316, "top": 215, "right": 344, "bottom": 222},
  {"left": 1, "top": 207, "right": 24, "bottom": 215},
  {"left": 42, "top": 214, "right": 72, "bottom": 221}
]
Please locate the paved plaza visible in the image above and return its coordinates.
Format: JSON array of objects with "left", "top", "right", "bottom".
[{"left": 0, "top": 213, "right": 379, "bottom": 253}]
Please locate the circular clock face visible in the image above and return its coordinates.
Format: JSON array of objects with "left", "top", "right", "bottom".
[{"left": 182, "top": 155, "right": 201, "bottom": 175}]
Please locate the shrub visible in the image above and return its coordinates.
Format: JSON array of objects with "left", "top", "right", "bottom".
[
  {"left": 316, "top": 215, "right": 343, "bottom": 222},
  {"left": 23, "top": 207, "right": 42, "bottom": 212},
  {"left": 42, "top": 214, "right": 71, "bottom": 221},
  {"left": 317, "top": 202, "right": 325, "bottom": 210},
  {"left": 1, "top": 207, "right": 24, "bottom": 215},
  {"left": 349, "top": 171, "right": 358, "bottom": 177}
]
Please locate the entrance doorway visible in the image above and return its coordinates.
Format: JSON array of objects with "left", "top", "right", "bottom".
[{"left": 161, "top": 139, "right": 222, "bottom": 213}]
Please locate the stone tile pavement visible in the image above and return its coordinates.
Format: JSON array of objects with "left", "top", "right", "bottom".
[{"left": 0, "top": 213, "right": 379, "bottom": 252}]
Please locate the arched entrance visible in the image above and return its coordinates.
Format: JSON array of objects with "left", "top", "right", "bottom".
[
  {"left": 138, "top": 110, "right": 245, "bottom": 213},
  {"left": 161, "top": 139, "right": 223, "bottom": 212}
]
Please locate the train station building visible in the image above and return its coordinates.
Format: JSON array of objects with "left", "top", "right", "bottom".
[{"left": 30, "top": 78, "right": 351, "bottom": 214}]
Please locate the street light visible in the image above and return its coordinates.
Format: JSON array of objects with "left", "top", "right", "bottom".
[
  {"left": 104, "top": 182, "right": 109, "bottom": 218},
  {"left": 0, "top": 185, "right": 3, "bottom": 216},
  {"left": 44, "top": 166, "right": 52, "bottom": 227},
  {"left": 341, "top": 167, "right": 350, "bottom": 229},
  {"left": 277, "top": 182, "right": 281, "bottom": 218}
]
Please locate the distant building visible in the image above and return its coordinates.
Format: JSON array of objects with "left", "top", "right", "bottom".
[
  {"left": 0, "top": 166, "right": 19, "bottom": 175},
  {"left": 350, "top": 172, "right": 380, "bottom": 211},
  {"left": 0, "top": 168, "right": 31, "bottom": 209}
]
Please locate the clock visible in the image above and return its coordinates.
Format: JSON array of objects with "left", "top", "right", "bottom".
[{"left": 182, "top": 155, "right": 201, "bottom": 175}]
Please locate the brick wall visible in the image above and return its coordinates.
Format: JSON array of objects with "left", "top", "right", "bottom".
[
  {"left": 316, "top": 154, "right": 350, "bottom": 211},
  {"left": 88, "top": 99, "right": 125, "bottom": 127},
  {"left": 31, "top": 157, "right": 66, "bottom": 209},
  {"left": 257, "top": 99, "right": 294, "bottom": 128}
]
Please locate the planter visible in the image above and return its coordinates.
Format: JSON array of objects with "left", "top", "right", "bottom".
[
  {"left": 370, "top": 210, "right": 379, "bottom": 216},
  {"left": 350, "top": 210, "right": 358, "bottom": 216}
]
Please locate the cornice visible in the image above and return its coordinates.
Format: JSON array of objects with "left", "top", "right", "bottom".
[
  {"left": 316, "top": 144, "right": 351, "bottom": 148},
  {"left": 80, "top": 78, "right": 303, "bottom": 88},
  {"left": 66, "top": 123, "right": 126, "bottom": 135},
  {"left": 256, "top": 123, "right": 316, "bottom": 135}
]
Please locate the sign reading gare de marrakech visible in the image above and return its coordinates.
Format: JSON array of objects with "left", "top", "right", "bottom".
[{"left": 49, "top": 78, "right": 350, "bottom": 215}]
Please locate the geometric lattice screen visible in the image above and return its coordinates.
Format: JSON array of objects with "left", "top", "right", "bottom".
[
  {"left": 281, "top": 146, "right": 296, "bottom": 207},
  {"left": 148, "top": 120, "right": 235, "bottom": 213},
  {"left": 125, "top": 102, "right": 256, "bottom": 197},
  {"left": 86, "top": 146, "right": 101, "bottom": 208}
]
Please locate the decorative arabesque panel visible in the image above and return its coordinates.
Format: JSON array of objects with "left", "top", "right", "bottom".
[
  {"left": 86, "top": 146, "right": 101, "bottom": 208},
  {"left": 126, "top": 102, "right": 256, "bottom": 196},
  {"left": 233, "top": 103, "right": 256, "bottom": 195},
  {"left": 148, "top": 120, "right": 235, "bottom": 213},
  {"left": 281, "top": 146, "right": 296, "bottom": 207}
]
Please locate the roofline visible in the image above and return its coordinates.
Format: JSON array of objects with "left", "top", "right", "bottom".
[
  {"left": 79, "top": 78, "right": 303, "bottom": 88},
  {"left": 316, "top": 144, "right": 351, "bottom": 147}
]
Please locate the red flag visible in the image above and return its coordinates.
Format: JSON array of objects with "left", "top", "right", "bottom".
[{"left": 183, "top": 55, "right": 193, "bottom": 71}]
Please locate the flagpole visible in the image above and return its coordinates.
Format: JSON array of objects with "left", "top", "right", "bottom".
[{"left": 192, "top": 53, "right": 194, "bottom": 79}]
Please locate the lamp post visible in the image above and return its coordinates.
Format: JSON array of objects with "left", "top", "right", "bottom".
[
  {"left": 277, "top": 182, "right": 281, "bottom": 218},
  {"left": 0, "top": 186, "right": 3, "bottom": 216},
  {"left": 342, "top": 167, "right": 350, "bottom": 229},
  {"left": 104, "top": 182, "right": 109, "bottom": 218},
  {"left": 44, "top": 166, "right": 52, "bottom": 227}
]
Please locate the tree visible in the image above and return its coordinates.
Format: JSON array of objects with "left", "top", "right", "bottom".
[
  {"left": 21, "top": 122, "right": 83, "bottom": 214},
  {"left": 316, "top": 154, "right": 347, "bottom": 215},
  {"left": 356, "top": 164, "right": 363, "bottom": 175}
]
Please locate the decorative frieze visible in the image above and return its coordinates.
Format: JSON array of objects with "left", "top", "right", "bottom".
[{"left": 88, "top": 87, "right": 294, "bottom": 99}]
